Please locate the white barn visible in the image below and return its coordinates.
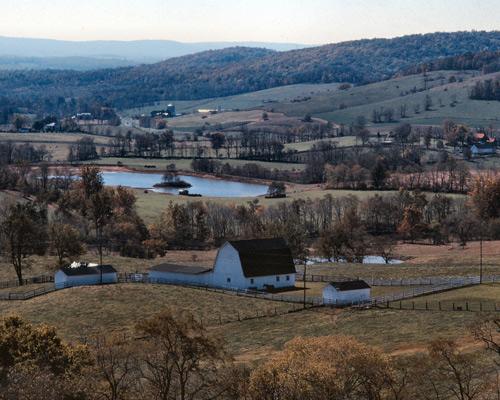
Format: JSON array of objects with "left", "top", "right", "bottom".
[
  {"left": 55, "top": 263, "right": 118, "bottom": 289},
  {"left": 322, "top": 280, "right": 371, "bottom": 305},
  {"left": 149, "top": 238, "right": 296, "bottom": 291}
]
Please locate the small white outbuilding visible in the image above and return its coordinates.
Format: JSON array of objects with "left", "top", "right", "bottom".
[
  {"left": 322, "top": 280, "right": 371, "bottom": 305},
  {"left": 55, "top": 262, "right": 118, "bottom": 289}
]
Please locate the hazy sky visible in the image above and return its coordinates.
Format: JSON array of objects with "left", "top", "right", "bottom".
[{"left": 1, "top": 0, "right": 499, "bottom": 44}]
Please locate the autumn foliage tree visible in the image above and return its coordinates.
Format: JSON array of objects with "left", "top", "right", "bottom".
[
  {"left": 136, "top": 309, "right": 230, "bottom": 400},
  {"left": 249, "top": 336, "right": 394, "bottom": 400},
  {"left": 0, "top": 202, "right": 48, "bottom": 285}
]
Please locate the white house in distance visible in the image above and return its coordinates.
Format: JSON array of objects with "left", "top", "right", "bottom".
[
  {"left": 149, "top": 238, "right": 296, "bottom": 291},
  {"left": 55, "top": 262, "right": 118, "bottom": 289},
  {"left": 322, "top": 280, "right": 371, "bottom": 305}
]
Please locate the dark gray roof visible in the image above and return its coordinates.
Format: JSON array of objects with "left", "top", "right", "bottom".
[
  {"left": 227, "top": 238, "right": 296, "bottom": 278},
  {"left": 150, "top": 263, "right": 212, "bottom": 275},
  {"left": 329, "top": 280, "right": 371, "bottom": 291},
  {"left": 60, "top": 264, "right": 117, "bottom": 276}
]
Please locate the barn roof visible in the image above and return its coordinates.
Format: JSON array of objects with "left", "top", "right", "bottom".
[
  {"left": 150, "top": 263, "right": 212, "bottom": 275},
  {"left": 60, "top": 264, "right": 117, "bottom": 276},
  {"left": 328, "top": 280, "right": 371, "bottom": 291},
  {"left": 227, "top": 238, "right": 296, "bottom": 278}
]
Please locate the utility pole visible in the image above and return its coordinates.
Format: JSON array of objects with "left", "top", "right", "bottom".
[
  {"left": 480, "top": 235, "right": 483, "bottom": 284},
  {"left": 303, "top": 262, "right": 307, "bottom": 309}
]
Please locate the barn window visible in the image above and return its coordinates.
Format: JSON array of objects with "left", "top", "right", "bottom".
[
  {"left": 250, "top": 278, "right": 254, "bottom": 284},
  {"left": 276, "top": 276, "right": 280, "bottom": 282},
  {"left": 227, "top": 277, "right": 231, "bottom": 283},
  {"left": 286, "top": 275, "right": 290, "bottom": 281}
]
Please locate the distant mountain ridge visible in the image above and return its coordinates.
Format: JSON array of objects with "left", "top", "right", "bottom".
[
  {"left": 0, "top": 36, "right": 306, "bottom": 68},
  {"left": 1, "top": 31, "right": 499, "bottom": 114}
]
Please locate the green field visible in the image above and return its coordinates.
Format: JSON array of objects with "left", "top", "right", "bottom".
[
  {"left": 122, "top": 83, "right": 342, "bottom": 117},
  {"left": 90, "top": 157, "right": 306, "bottom": 172},
  {"left": 122, "top": 70, "right": 500, "bottom": 128}
]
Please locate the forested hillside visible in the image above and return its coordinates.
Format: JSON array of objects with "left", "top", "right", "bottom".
[{"left": 1, "top": 31, "right": 500, "bottom": 114}]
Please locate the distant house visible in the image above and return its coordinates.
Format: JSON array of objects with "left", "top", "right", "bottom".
[
  {"left": 55, "top": 262, "right": 118, "bottom": 289},
  {"left": 43, "top": 122, "right": 57, "bottom": 132},
  {"left": 149, "top": 238, "right": 296, "bottom": 291},
  {"left": 469, "top": 132, "right": 497, "bottom": 156},
  {"left": 322, "top": 280, "right": 371, "bottom": 305}
]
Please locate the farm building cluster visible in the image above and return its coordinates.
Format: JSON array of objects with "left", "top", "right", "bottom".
[{"left": 54, "top": 238, "right": 372, "bottom": 305}]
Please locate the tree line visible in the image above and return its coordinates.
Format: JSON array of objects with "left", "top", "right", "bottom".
[{"left": 1, "top": 165, "right": 499, "bottom": 285}]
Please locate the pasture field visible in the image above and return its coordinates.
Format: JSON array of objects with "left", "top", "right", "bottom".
[
  {"left": 90, "top": 156, "right": 306, "bottom": 172},
  {"left": 391, "top": 283, "right": 500, "bottom": 311},
  {"left": 299, "top": 240, "right": 500, "bottom": 279},
  {"left": 0, "top": 282, "right": 482, "bottom": 361},
  {"left": 0, "top": 284, "right": 298, "bottom": 341},
  {"left": 121, "top": 83, "right": 342, "bottom": 117},
  {"left": 0, "top": 132, "right": 111, "bottom": 162},
  {"left": 123, "top": 70, "right": 500, "bottom": 128},
  {"left": 317, "top": 72, "right": 500, "bottom": 127},
  {"left": 217, "top": 306, "right": 482, "bottom": 361},
  {"left": 132, "top": 188, "right": 407, "bottom": 223}
]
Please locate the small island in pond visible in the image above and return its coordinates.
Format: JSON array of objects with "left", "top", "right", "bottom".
[{"left": 153, "top": 165, "right": 192, "bottom": 189}]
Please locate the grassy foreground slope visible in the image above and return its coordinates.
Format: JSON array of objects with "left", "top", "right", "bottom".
[{"left": 0, "top": 283, "right": 486, "bottom": 361}]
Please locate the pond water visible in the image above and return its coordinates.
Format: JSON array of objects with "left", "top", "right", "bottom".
[
  {"left": 101, "top": 171, "right": 268, "bottom": 198},
  {"left": 306, "top": 256, "right": 403, "bottom": 265}
]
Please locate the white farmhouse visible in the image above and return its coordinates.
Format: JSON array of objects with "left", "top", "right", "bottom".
[
  {"left": 55, "top": 262, "right": 118, "bottom": 289},
  {"left": 322, "top": 280, "right": 371, "bottom": 305},
  {"left": 149, "top": 238, "right": 296, "bottom": 291}
]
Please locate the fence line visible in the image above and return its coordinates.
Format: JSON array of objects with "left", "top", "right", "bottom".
[
  {"left": 1, "top": 273, "right": 497, "bottom": 315},
  {"left": 297, "top": 274, "right": 500, "bottom": 287}
]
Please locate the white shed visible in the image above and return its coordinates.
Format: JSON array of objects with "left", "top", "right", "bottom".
[
  {"left": 322, "top": 280, "right": 371, "bottom": 305},
  {"left": 55, "top": 263, "right": 118, "bottom": 289},
  {"left": 148, "top": 238, "right": 296, "bottom": 291}
]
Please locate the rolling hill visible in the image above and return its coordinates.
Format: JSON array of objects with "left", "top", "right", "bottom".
[
  {"left": 1, "top": 31, "right": 500, "bottom": 114},
  {"left": 139, "top": 70, "right": 500, "bottom": 128}
]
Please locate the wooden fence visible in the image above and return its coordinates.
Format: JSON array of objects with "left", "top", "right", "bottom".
[{"left": 297, "top": 274, "right": 500, "bottom": 287}]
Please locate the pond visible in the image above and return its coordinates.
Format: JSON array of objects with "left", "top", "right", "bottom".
[
  {"left": 101, "top": 171, "right": 268, "bottom": 198},
  {"left": 306, "top": 256, "right": 403, "bottom": 265}
]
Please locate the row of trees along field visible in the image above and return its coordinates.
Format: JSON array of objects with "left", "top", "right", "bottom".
[
  {"left": 0, "top": 311, "right": 498, "bottom": 400},
  {"left": 64, "top": 118, "right": 491, "bottom": 192},
  {"left": 1, "top": 165, "right": 500, "bottom": 283}
]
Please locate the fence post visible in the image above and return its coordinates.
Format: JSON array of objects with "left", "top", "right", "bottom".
[
  {"left": 480, "top": 302, "right": 483, "bottom": 312},
  {"left": 425, "top": 301, "right": 428, "bottom": 310},
  {"left": 466, "top": 302, "right": 469, "bottom": 312},
  {"left": 439, "top": 301, "right": 441, "bottom": 311},
  {"left": 452, "top": 302, "right": 455, "bottom": 311}
]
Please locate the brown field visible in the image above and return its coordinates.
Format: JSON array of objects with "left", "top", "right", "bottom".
[
  {"left": 0, "top": 132, "right": 111, "bottom": 162},
  {"left": 0, "top": 281, "right": 488, "bottom": 361},
  {"left": 0, "top": 284, "right": 298, "bottom": 342},
  {"left": 391, "top": 283, "right": 500, "bottom": 312},
  {"left": 299, "top": 241, "right": 500, "bottom": 279}
]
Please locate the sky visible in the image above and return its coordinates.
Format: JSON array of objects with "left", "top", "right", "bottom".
[{"left": 0, "top": 0, "right": 499, "bottom": 44}]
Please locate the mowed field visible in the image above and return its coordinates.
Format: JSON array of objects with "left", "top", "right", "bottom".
[
  {"left": 122, "top": 70, "right": 500, "bottom": 128},
  {"left": 0, "top": 132, "right": 111, "bottom": 162},
  {"left": 90, "top": 157, "right": 306, "bottom": 172},
  {"left": 121, "top": 82, "right": 342, "bottom": 117},
  {"left": 0, "top": 282, "right": 489, "bottom": 361}
]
